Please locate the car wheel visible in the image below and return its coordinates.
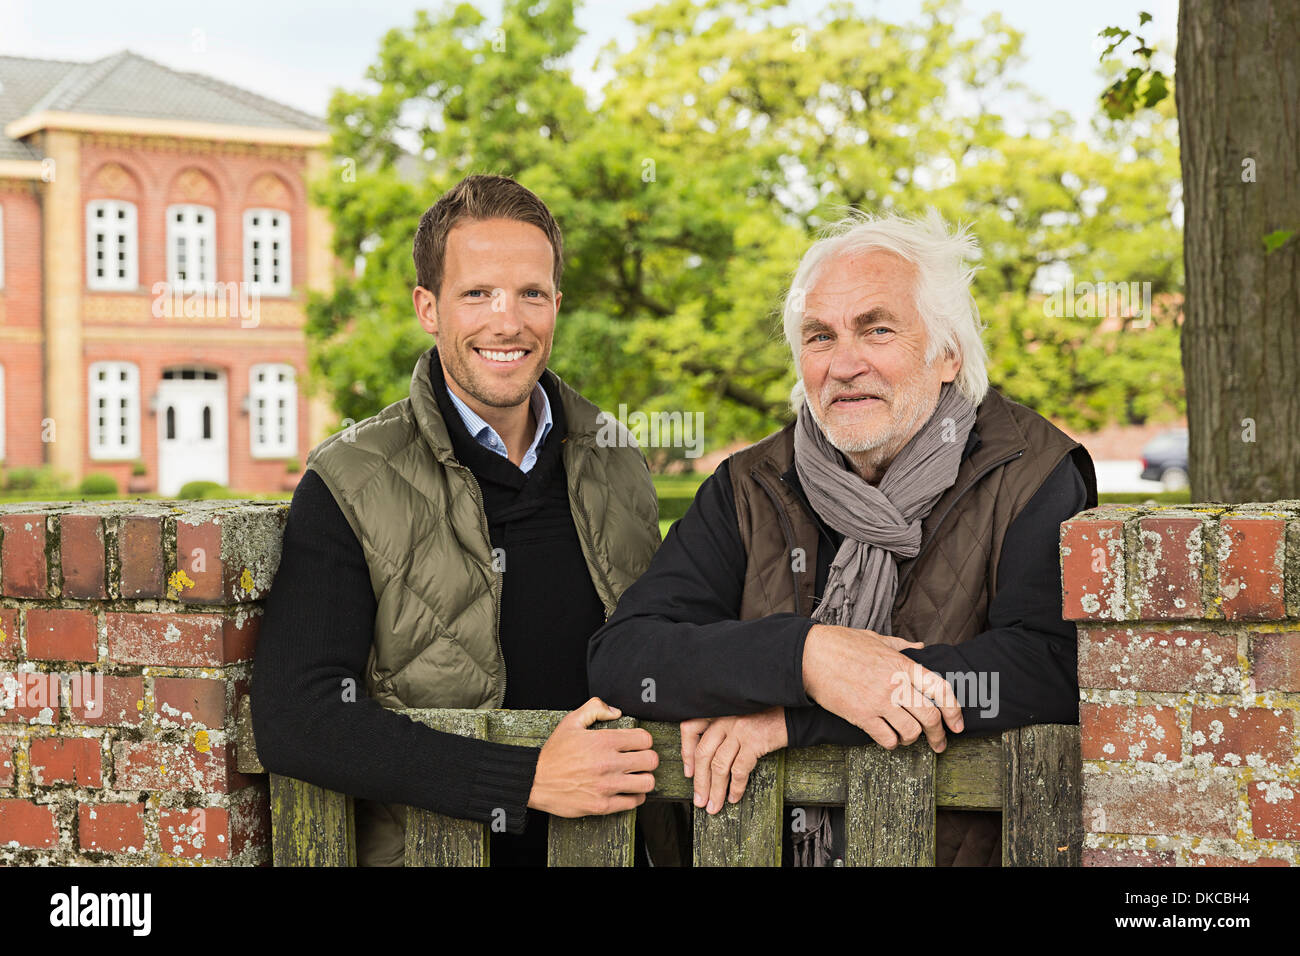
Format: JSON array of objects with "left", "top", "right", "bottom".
[{"left": 1161, "top": 467, "right": 1189, "bottom": 492}]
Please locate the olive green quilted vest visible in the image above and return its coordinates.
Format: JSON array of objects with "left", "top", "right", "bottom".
[{"left": 304, "top": 346, "right": 662, "bottom": 864}]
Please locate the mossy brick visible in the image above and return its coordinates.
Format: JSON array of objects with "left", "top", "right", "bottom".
[
  {"left": 0, "top": 513, "right": 50, "bottom": 598},
  {"left": 78, "top": 802, "right": 146, "bottom": 853},
  {"left": 1191, "top": 706, "right": 1296, "bottom": 768},
  {"left": 30, "top": 736, "right": 103, "bottom": 786},
  {"left": 1218, "top": 517, "right": 1286, "bottom": 620},
  {"left": 67, "top": 674, "right": 145, "bottom": 728},
  {"left": 1250, "top": 630, "right": 1300, "bottom": 692},
  {"left": 1077, "top": 627, "right": 1241, "bottom": 693},
  {"left": 173, "top": 505, "right": 287, "bottom": 605},
  {"left": 25, "top": 608, "right": 98, "bottom": 662},
  {"left": 1080, "top": 702, "right": 1181, "bottom": 762},
  {"left": 1061, "top": 518, "right": 1128, "bottom": 620},
  {"left": 105, "top": 610, "right": 259, "bottom": 666},
  {"left": 0, "top": 798, "right": 58, "bottom": 848},
  {"left": 59, "top": 514, "right": 107, "bottom": 599},
  {"left": 1133, "top": 516, "right": 1206, "bottom": 618},
  {"left": 118, "top": 514, "right": 166, "bottom": 598}
]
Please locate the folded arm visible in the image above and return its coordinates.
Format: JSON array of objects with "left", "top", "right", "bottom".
[{"left": 250, "top": 469, "right": 538, "bottom": 834}]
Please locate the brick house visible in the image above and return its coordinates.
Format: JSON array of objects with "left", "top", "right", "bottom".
[{"left": 0, "top": 50, "right": 337, "bottom": 496}]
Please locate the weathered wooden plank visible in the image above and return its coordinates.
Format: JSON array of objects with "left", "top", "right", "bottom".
[
  {"left": 1001, "top": 724, "right": 1082, "bottom": 867},
  {"left": 784, "top": 744, "right": 846, "bottom": 806},
  {"left": 403, "top": 710, "right": 491, "bottom": 866},
  {"left": 843, "top": 743, "right": 936, "bottom": 866},
  {"left": 547, "top": 716, "right": 640, "bottom": 866},
  {"left": 692, "top": 751, "right": 784, "bottom": 866},
  {"left": 234, "top": 694, "right": 264, "bottom": 774},
  {"left": 269, "top": 774, "right": 355, "bottom": 867},
  {"left": 935, "top": 734, "right": 1002, "bottom": 810}
]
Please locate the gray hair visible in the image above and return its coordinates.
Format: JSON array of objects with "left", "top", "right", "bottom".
[{"left": 781, "top": 207, "right": 989, "bottom": 411}]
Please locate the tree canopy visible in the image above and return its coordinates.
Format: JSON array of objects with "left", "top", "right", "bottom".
[{"left": 306, "top": 0, "right": 1184, "bottom": 460}]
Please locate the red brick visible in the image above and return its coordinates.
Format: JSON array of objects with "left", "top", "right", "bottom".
[
  {"left": 1080, "top": 702, "right": 1180, "bottom": 761},
  {"left": 229, "top": 781, "right": 271, "bottom": 856},
  {"left": 112, "top": 740, "right": 249, "bottom": 793},
  {"left": 1133, "top": 517, "right": 1204, "bottom": 618},
  {"left": 1082, "top": 848, "right": 1176, "bottom": 867},
  {"left": 0, "top": 798, "right": 59, "bottom": 847},
  {"left": 0, "top": 513, "right": 49, "bottom": 598},
  {"left": 154, "top": 677, "right": 226, "bottom": 728},
  {"left": 0, "top": 608, "right": 17, "bottom": 661},
  {"left": 29, "top": 736, "right": 103, "bottom": 786},
  {"left": 106, "top": 610, "right": 257, "bottom": 666},
  {"left": 1191, "top": 706, "right": 1295, "bottom": 768},
  {"left": 1219, "top": 517, "right": 1286, "bottom": 620},
  {"left": 1085, "top": 774, "right": 1237, "bottom": 837},
  {"left": 25, "top": 608, "right": 98, "bottom": 662},
  {"left": 0, "top": 671, "right": 59, "bottom": 724},
  {"left": 78, "top": 802, "right": 145, "bottom": 853},
  {"left": 0, "top": 734, "right": 18, "bottom": 787},
  {"left": 59, "top": 514, "right": 107, "bottom": 599},
  {"left": 1078, "top": 627, "right": 1240, "bottom": 693},
  {"left": 174, "top": 516, "right": 225, "bottom": 602},
  {"left": 1061, "top": 519, "right": 1126, "bottom": 620},
  {"left": 68, "top": 674, "right": 144, "bottom": 727},
  {"left": 160, "top": 806, "right": 230, "bottom": 860},
  {"left": 1185, "top": 852, "right": 1291, "bottom": 867},
  {"left": 1251, "top": 631, "right": 1300, "bottom": 692},
  {"left": 1248, "top": 780, "right": 1299, "bottom": 840},
  {"left": 118, "top": 515, "right": 165, "bottom": 598}
]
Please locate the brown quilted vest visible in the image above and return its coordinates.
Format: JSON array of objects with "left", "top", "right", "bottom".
[{"left": 728, "top": 386, "right": 1093, "bottom": 866}]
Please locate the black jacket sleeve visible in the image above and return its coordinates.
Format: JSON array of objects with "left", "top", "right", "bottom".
[
  {"left": 587, "top": 460, "right": 816, "bottom": 720},
  {"left": 784, "top": 452, "right": 1090, "bottom": 747},
  {"left": 250, "top": 468, "right": 539, "bottom": 834}
]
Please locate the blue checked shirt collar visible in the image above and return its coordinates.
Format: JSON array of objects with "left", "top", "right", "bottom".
[{"left": 445, "top": 380, "right": 554, "bottom": 473}]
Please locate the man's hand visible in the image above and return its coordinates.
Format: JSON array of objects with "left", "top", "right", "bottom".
[
  {"left": 527, "top": 697, "right": 658, "bottom": 817},
  {"left": 680, "top": 706, "right": 787, "bottom": 814},
  {"left": 802, "top": 625, "right": 964, "bottom": 751}
]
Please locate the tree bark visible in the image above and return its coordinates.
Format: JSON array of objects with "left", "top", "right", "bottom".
[{"left": 1177, "top": 0, "right": 1300, "bottom": 502}]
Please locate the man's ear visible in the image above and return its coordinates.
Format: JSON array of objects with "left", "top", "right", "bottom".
[
  {"left": 414, "top": 285, "right": 439, "bottom": 336},
  {"left": 940, "top": 344, "right": 962, "bottom": 384}
]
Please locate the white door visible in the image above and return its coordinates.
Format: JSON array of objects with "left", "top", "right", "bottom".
[{"left": 157, "top": 367, "right": 228, "bottom": 496}]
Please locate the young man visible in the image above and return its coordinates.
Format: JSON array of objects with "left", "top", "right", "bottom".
[{"left": 253, "top": 174, "right": 682, "bottom": 866}]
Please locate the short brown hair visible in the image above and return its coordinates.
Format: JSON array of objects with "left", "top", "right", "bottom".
[{"left": 412, "top": 173, "right": 564, "bottom": 299}]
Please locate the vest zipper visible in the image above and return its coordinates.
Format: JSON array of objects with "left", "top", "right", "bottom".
[
  {"left": 457, "top": 464, "right": 507, "bottom": 708},
  {"left": 569, "top": 450, "right": 617, "bottom": 622}
]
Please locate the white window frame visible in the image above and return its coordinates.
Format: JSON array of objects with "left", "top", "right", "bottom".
[
  {"left": 166, "top": 203, "right": 216, "bottom": 289},
  {"left": 88, "top": 361, "right": 140, "bottom": 459},
  {"left": 86, "top": 200, "right": 138, "bottom": 291},
  {"left": 249, "top": 363, "right": 297, "bottom": 458},
  {"left": 243, "top": 208, "right": 291, "bottom": 295}
]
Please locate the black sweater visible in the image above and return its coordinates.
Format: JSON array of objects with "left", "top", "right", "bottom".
[
  {"left": 251, "top": 356, "right": 609, "bottom": 865},
  {"left": 587, "top": 438, "right": 1092, "bottom": 745}
]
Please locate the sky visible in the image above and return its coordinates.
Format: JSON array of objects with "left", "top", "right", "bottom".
[{"left": 0, "top": 0, "right": 1179, "bottom": 133}]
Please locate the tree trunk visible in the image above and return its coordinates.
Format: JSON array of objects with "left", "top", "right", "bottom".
[{"left": 1177, "top": 0, "right": 1300, "bottom": 502}]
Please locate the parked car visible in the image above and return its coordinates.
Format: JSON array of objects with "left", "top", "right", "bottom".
[{"left": 1140, "top": 428, "right": 1189, "bottom": 490}]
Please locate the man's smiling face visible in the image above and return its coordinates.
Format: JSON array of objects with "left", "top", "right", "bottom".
[
  {"left": 422, "top": 217, "right": 560, "bottom": 414},
  {"left": 799, "top": 249, "right": 959, "bottom": 465}
]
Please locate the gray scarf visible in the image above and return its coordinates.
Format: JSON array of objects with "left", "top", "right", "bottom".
[{"left": 788, "top": 381, "right": 977, "bottom": 866}]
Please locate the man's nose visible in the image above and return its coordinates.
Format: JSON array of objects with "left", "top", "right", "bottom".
[
  {"left": 489, "top": 289, "right": 523, "bottom": 335},
  {"left": 825, "top": 333, "right": 873, "bottom": 382}
]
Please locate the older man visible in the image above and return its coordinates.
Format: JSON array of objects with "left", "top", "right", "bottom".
[{"left": 587, "top": 209, "right": 1097, "bottom": 867}]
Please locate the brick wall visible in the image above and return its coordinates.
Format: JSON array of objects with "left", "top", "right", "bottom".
[
  {"left": 0, "top": 500, "right": 285, "bottom": 863},
  {"left": 1063, "top": 501, "right": 1300, "bottom": 867}
]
